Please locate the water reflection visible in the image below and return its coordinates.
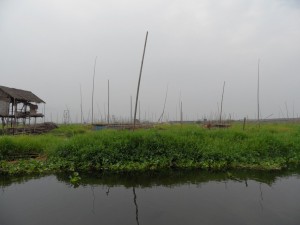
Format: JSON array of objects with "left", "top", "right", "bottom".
[
  {"left": 55, "top": 168, "right": 300, "bottom": 188},
  {"left": 0, "top": 169, "right": 300, "bottom": 225},
  {"left": 133, "top": 187, "right": 140, "bottom": 225},
  {"left": 0, "top": 169, "right": 297, "bottom": 189}
]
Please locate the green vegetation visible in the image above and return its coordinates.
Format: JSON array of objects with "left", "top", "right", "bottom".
[{"left": 1, "top": 123, "right": 300, "bottom": 175}]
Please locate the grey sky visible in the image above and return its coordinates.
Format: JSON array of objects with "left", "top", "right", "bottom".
[{"left": 1, "top": 0, "right": 300, "bottom": 122}]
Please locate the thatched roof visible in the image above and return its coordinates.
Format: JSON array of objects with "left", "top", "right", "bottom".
[{"left": 0, "top": 86, "right": 45, "bottom": 103}]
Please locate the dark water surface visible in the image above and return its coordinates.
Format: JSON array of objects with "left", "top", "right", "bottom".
[{"left": 0, "top": 170, "right": 300, "bottom": 225}]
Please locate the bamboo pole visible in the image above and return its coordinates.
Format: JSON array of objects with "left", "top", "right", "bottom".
[
  {"left": 130, "top": 96, "right": 132, "bottom": 123},
  {"left": 43, "top": 103, "right": 46, "bottom": 123},
  {"left": 219, "top": 81, "right": 225, "bottom": 124},
  {"left": 285, "top": 101, "right": 289, "bottom": 119},
  {"left": 91, "top": 56, "right": 97, "bottom": 124},
  {"left": 13, "top": 98, "right": 16, "bottom": 134},
  {"left": 107, "top": 79, "right": 110, "bottom": 124},
  {"left": 133, "top": 31, "right": 148, "bottom": 130},
  {"left": 80, "top": 84, "right": 83, "bottom": 124},
  {"left": 138, "top": 101, "right": 140, "bottom": 122},
  {"left": 293, "top": 101, "right": 295, "bottom": 122},
  {"left": 10, "top": 101, "right": 13, "bottom": 128},
  {"left": 180, "top": 101, "right": 183, "bottom": 124},
  {"left": 179, "top": 91, "right": 181, "bottom": 122},
  {"left": 103, "top": 103, "right": 106, "bottom": 123},
  {"left": 257, "top": 59, "right": 260, "bottom": 128},
  {"left": 158, "top": 85, "right": 169, "bottom": 123}
]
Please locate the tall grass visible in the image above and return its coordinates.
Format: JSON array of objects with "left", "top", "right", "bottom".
[
  {"left": 1, "top": 123, "right": 300, "bottom": 172},
  {"left": 0, "top": 124, "right": 91, "bottom": 160},
  {"left": 52, "top": 123, "right": 300, "bottom": 171}
]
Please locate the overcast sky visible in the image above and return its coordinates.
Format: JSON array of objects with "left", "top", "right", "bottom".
[{"left": 1, "top": 0, "right": 300, "bottom": 123}]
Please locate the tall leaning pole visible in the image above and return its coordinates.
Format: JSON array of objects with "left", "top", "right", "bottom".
[{"left": 133, "top": 31, "right": 148, "bottom": 130}]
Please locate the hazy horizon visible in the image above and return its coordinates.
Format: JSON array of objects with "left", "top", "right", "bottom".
[{"left": 1, "top": 0, "right": 300, "bottom": 123}]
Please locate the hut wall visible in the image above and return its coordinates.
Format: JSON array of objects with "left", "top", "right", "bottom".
[
  {"left": 0, "top": 90, "right": 10, "bottom": 116},
  {"left": 0, "top": 100, "right": 10, "bottom": 116}
]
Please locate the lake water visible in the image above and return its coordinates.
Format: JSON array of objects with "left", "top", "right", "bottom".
[{"left": 0, "top": 170, "right": 300, "bottom": 225}]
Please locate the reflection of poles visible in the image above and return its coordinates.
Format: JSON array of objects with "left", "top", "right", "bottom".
[
  {"left": 245, "top": 179, "right": 248, "bottom": 187},
  {"left": 259, "top": 182, "right": 264, "bottom": 211},
  {"left": 133, "top": 187, "right": 140, "bottom": 225},
  {"left": 106, "top": 187, "right": 110, "bottom": 196},
  {"left": 90, "top": 186, "right": 95, "bottom": 215}
]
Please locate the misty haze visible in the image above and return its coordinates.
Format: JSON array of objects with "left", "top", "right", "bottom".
[
  {"left": 1, "top": 1, "right": 300, "bottom": 225},
  {"left": 1, "top": 0, "right": 299, "bottom": 123}
]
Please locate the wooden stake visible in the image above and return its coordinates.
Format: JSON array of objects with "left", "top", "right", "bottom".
[{"left": 133, "top": 31, "right": 148, "bottom": 130}]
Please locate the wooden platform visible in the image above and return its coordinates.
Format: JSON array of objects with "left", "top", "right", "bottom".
[
  {"left": 3, "top": 122, "right": 58, "bottom": 135},
  {"left": 93, "top": 123, "right": 153, "bottom": 131}
]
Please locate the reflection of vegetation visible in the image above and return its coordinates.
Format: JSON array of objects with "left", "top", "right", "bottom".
[
  {"left": 1, "top": 169, "right": 300, "bottom": 189},
  {"left": 1, "top": 123, "right": 300, "bottom": 175},
  {"left": 0, "top": 174, "right": 45, "bottom": 188},
  {"left": 57, "top": 168, "right": 300, "bottom": 188}
]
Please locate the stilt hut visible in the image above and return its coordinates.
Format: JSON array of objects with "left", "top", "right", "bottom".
[{"left": 0, "top": 85, "right": 45, "bottom": 133}]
